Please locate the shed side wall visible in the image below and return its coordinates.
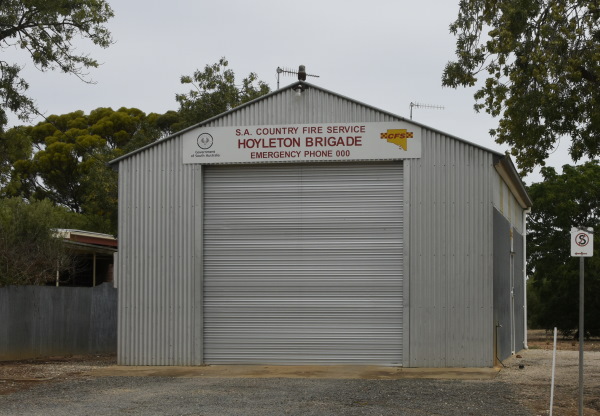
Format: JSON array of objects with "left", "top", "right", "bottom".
[
  {"left": 513, "top": 229, "right": 525, "bottom": 352},
  {"left": 117, "top": 136, "right": 196, "bottom": 365},
  {"left": 493, "top": 208, "right": 512, "bottom": 360},
  {"left": 493, "top": 208, "right": 526, "bottom": 361},
  {"left": 407, "top": 129, "right": 494, "bottom": 367},
  {"left": 493, "top": 172, "right": 525, "bottom": 234}
]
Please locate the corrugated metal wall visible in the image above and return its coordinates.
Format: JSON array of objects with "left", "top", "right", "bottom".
[
  {"left": 203, "top": 88, "right": 399, "bottom": 127},
  {"left": 406, "top": 130, "right": 495, "bottom": 367},
  {"left": 493, "top": 208, "right": 526, "bottom": 361},
  {"left": 513, "top": 229, "right": 525, "bottom": 353},
  {"left": 116, "top": 87, "right": 400, "bottom": 366},
  {"left": 493, "top": 172, "right": 525, "bottom": 234},
  {"left": 116, "top": 85, "right": 525, "bottom": 367},
  {"left": 493, "top": 208, "right": 512, "bottom": 361},
  {"left": 117, "top": 137, "right": 197, "bottom": 365}
]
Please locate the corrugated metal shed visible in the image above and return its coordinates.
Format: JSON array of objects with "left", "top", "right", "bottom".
[{"left": 111, "top": 81, "right": 531, "bottom": 367}]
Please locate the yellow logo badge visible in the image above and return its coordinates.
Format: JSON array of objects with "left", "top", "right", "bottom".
[{"left": 380, "top": 129, "right": 414, "bottom": 150}]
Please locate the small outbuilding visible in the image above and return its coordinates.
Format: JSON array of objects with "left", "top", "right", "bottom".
[
  {"left": 110, "top": 81, "right": 532, "bottom": 367},
  {"left": 55, "top": 229, "right": 117, "bottom": 287}
]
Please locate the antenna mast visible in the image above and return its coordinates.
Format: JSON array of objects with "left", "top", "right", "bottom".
[
  {"left": 409, "top": 102, "right": 445, "bottom": 120},
  {"left": 277, "top": 66, "right": 320, "bottom": 89}
]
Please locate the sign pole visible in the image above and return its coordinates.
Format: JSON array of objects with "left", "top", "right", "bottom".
[
  {"left": 579, "top": 256, "right": 584, "bottom": 416},
  {"left": 571, "top": 226, "right": 592, "bottom": 416}
]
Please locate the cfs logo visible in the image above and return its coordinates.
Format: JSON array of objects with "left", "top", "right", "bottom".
[{"left": 380, "top": 129, "right": 413, "bottom": 151}]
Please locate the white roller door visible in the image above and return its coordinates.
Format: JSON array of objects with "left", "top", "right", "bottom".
[{"left": 203, "top": 162, "right": 403, "bottom": 364}]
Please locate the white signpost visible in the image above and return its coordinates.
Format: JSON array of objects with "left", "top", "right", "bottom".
[
  {"left": 570, "top": 227, "right": 593, "bottom": 416},
  {"left": 571, "top": 227, "right": 594, "bottom": 257}
]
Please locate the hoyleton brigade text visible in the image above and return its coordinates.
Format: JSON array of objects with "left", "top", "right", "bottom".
[{"left": 235, "top": 125, "right": 365, "bottom": 160}]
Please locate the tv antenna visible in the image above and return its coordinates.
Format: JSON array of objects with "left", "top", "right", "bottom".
[
  {"left": 277, "top": 65, "right": 320, "bottom": 89},
  {"left": 409, "top": 102, "right": 445, "bottom": 120}
]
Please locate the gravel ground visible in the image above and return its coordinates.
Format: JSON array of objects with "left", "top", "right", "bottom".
[
  {"left": 0, "top": 375, "right": 531, "bottom": 416},
  {"left": 1, "top": 332, "right": 599, "bottom": 416},
  {"left": 498, "top": 349, "right": 600, "bottom": 416}
]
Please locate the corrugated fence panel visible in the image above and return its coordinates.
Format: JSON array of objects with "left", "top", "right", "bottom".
[
  {"left": 0, "top": 284, "right": 117, "bottom": 360},
  {"left": 407, "top": 130, "right": 494, "bottom": 367},
  {"left": 203, "top": 163, "right": 403, "bottom": 364},
  {"left": 117, "top": 136, "right": 197, "bottom": 365}
]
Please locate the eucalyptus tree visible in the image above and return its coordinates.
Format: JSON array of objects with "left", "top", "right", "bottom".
[
  {"left": 527, "top": 162, "right": 600, "bottom": 336},
  {"left": 443, "top": 1, "right": 600, "bottom": 173},
  {"left": 0, "top": 0, "right": 114, "bottom": 128}
]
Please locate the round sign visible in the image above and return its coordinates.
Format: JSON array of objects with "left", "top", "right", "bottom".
[
  {"left": 576, "top": 233, "right": 590, "bottom": 247},
  {"left": 197, "top": 133, "right": 214, "bottom": 149}
]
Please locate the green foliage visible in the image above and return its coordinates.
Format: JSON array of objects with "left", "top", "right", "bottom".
[
  {"left": 0, "top": 0, "right": 114, "bottom": 127},
  {"left": 527, "top": 161, "right": 600, "bottom": 336},
  {"left": 443, "top": 1, "right": 600, "bottom": 173},
  {"left": 0, "top": 198, "right": 92, "bottom": 286},
  {"left": 174, "top": 57, "right": 270, "bottom": 131},
  {"left": 1, "top": 107, "right": 178, "bottom": 233},
  {"left": 1, "top": 58, "right": 270, "bottom": 236},
  {"left": 0, "top": 125, "right": 31, "bottom": 193}
]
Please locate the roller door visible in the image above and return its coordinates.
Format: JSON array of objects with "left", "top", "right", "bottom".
[{"left": 203, "top": 162, "right": 404, "bottom": 364}]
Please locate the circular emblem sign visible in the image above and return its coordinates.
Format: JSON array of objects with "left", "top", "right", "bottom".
[
  {"left": 197, "top": 133, "right": 214, "bottom": 149},
  {"left": 576, "top": 233, "right": 590, "bottom": 247}
]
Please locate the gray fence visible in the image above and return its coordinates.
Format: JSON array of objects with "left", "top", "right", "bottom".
[{"left": 0, "top": 283, "right": 117, "bottom": 360}]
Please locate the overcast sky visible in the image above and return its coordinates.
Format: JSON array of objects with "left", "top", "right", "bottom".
[{"left": 5, "top": 0, "right": 579, "bottom": 183}]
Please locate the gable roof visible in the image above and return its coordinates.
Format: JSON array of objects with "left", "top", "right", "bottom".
[
  {"left": 108, "top": 81, "right": 531, "bottom": 208},
  {"left": 109, "top": 81, "right": 506, "bottom": 165}
]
